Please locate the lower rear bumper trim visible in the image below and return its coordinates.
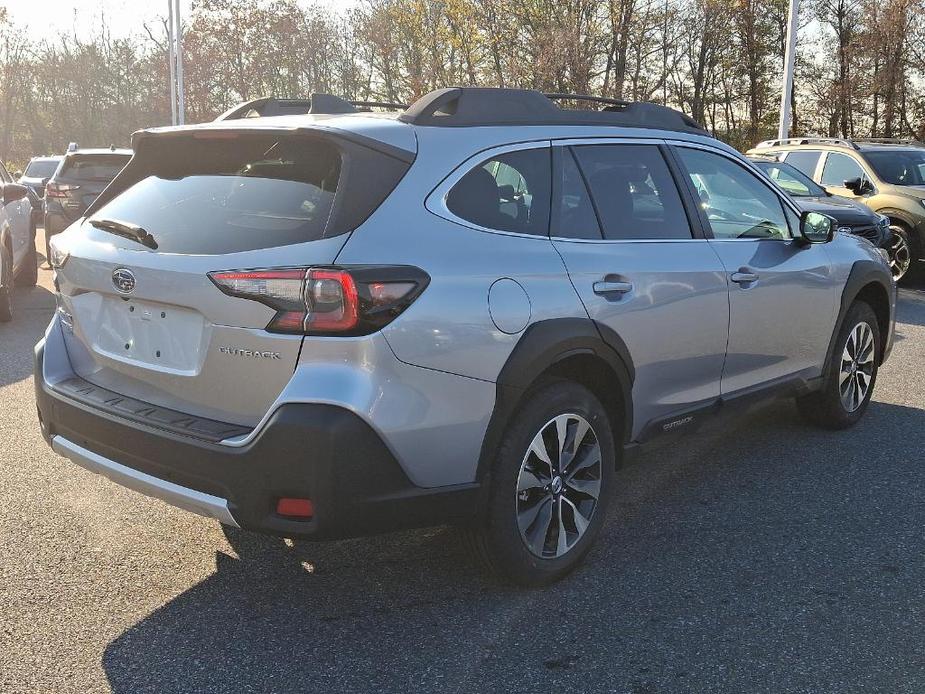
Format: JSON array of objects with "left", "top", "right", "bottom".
[{"left": 51, "top": 435, "right": 240, "bottom": 527}]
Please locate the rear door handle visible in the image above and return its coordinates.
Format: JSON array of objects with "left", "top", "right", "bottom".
[
  {"left": 593, "top": 280, "right": 633, "bottom": 295},
  {"left": 730, "top": 271, "right": 758, "bottom": 284}
]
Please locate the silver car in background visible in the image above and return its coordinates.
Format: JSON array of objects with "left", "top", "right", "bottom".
[{"left": 35, "top": 88, "right": 895, "bottom": 585}]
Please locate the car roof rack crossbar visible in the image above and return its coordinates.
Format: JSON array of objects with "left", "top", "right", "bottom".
[
  {"left": 754, "top": 136, "right": 860, "bottom": 150},
  {"left": 398, "top": 87, "right": 707, "bottom": 133},
  {"left": 214, "top": 94, "right": 408, "bottom": 121}
]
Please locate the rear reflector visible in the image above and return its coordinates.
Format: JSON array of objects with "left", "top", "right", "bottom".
[{"left": 276, "top": 497, "right": 314, "bottom": 519}]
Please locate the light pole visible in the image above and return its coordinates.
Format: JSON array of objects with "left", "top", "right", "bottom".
[
  {"left": 778, "top": 0, "right": 800, "bottom": 140},
  {"left": 167, "top": 0, "right": 184, "bottom": 125}
]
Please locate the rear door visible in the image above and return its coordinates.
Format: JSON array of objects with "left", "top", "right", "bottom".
[
  {"left": 672, "top": 144, "right": 839, "bottom": 394},
  {"left": 550, "top": 140, "right": 730, "bottom": 438},
  {"left": 54, "top": 130, "right": 410, "bottom": 428}
]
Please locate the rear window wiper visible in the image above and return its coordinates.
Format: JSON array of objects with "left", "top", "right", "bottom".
[{"left": 88, "top": 218, "right": 158, "bottom": 250}]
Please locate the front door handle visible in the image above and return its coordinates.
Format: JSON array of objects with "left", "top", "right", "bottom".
[
  {"left": 730, "top": 271, "right": 758, "bottom": 285},
  {"left": 593, "top": 280, "right": 633, "bottom": 295}
]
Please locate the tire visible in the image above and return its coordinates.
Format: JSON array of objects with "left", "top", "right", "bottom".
[
  {"left": 14, "top": 223, "right": 38, "bottom": 287},
  {"left": 465, "top": 379, "right": 616, "bottom": 586},
  {"left": 887, "top": 222, "right": 915, "bottom": 283},
  {"left": 0, "top": 248, "right": 12, "bottom": 322},
  {"left": 797, "top": 301, "right": 880, "bottom": 429}
]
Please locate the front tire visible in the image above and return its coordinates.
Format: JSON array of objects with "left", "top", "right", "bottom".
[
  {"left": 797, "top": 301, "right": 880, "bottom": 429},
  {"left": 887, "top": 223, "right": 914, "bottom": 282},
  {"left": 466, "top": 379, "right": 616, "bottom": 586}
]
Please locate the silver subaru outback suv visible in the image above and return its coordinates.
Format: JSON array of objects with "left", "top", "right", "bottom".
[{"left": 35, "top": 88, "right": 895, "bottom": 585}]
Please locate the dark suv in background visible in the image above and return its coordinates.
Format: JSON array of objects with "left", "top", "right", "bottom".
[
  {"left": 19, "top": 156, "right": 63, "bottom": 223},
  {"left": 44, "top": 148, "right": 131, "bottom": 263},
  {"left": 748, "top": 137, "right": 925, "bottom": 281}
]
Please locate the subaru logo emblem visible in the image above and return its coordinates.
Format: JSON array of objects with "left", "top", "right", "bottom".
[{"left": 112, "top": 268, "right": 136, "bottom": 294}]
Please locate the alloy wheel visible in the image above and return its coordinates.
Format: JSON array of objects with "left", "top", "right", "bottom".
[
  {"left": 515, "top": 413, "right": 602, "bottom": 559},
  {"left": 839, "top": 321, "right": 875, "bottom": 412},
  {"left": 888, "top": 226, "right": 911, "bottom": 280}
]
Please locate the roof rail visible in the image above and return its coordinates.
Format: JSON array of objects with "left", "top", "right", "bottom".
[
  {"left": 214, "top": 94, "right": 407, "bottom": 121},
  {"left": 852, "top": 137, "right": 925, "bottom": 147},
  {"left": 754, "top": 136, "right": 860, "bottom": 150},
  {"left": 398, "top": 87, "right": 707, "bottom": 133}
]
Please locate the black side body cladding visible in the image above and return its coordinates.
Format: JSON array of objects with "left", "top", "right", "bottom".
[{"left": 825, "top": 260, "right": 895, "bottom": 368}]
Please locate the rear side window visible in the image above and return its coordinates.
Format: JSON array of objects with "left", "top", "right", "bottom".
[
  {"left": 571, "top": 144, "right": 691, "bottom": 240},
  {"left": 446, "top": 148, "right": 551, "bottom": 235},
  {"left": 554, "top": 148, "right": 601, "bottom": 240},
  {"left": 782, "top": 150, "right": 821, "bottom": 177},
  {"left": 60, "top": 154, "right": 130, "bottom": 181},
  {"left": 820, "top": 152, "right": 865, "bottom": 186}
]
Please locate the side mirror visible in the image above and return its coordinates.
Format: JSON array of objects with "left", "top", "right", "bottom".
[
  {"left": 12, "top": 170, "right": 22, "bottom": 180},
  {"left": 844, "top": 177, "right": 862, "bottom": 193},
  {"left": 1, "top": 183, "right": 28, "bottom": 205},
  {"left": 799, "top": 210, "right": 835, "bottom": 244},
  {"left": 41, "top": 177, "right": 49, "bottom": 187}
]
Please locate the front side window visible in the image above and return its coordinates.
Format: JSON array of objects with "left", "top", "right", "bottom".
[
  {"left": 676, "top": 147, "right": 790, "bottom": 240},
  {"left": 571, "top": 144, "right": 691, "bottom": 240},
  {"left": 863, "top": 149, "right": 925, "bottom": 186},
  {"left": 820, "top": 152, "right": 865, "bottom": 187},
  {"left": 446, "top": 147, "right": 551, "bottom": 235},
  {"left": 782, "top": 150, "right": 821, "bottom": 177}
]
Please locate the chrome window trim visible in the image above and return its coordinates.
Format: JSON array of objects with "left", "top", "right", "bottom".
[{"left": 425, "top": 140, "right": 553, "bottom": 239}]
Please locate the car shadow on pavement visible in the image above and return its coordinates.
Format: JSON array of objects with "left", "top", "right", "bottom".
[{"left": 102, "top": 399, "right": 925, "bottom": 693}]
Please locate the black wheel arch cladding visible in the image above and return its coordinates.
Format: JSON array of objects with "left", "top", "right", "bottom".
[
  {"left": 476, "top": 317, "right": 635, "bottom": 483},
  {"left": 825, "top": 260, "right": 893, "bottom": 371}
]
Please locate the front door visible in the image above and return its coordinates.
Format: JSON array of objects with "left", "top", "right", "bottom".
[
  {"left": 672, "top": 145, "right": 840, "bottom": 394},
  {"left": 550, "top": 141, "right": 730, "bottom": 439}
]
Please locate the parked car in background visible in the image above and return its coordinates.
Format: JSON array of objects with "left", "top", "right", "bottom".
[
  {"left": 20, "top": 156, "right": 63, "bottom": 198},
  {"left": 44, "top": 147, "right": 131, "bottom": 264},
  {"left": 36, "top": 89, "right": 894, "bottom": 585},
  {"left": 747, "top": 137, "right": 925, "bottom": 281},
  {"left": 748, "top": 156, "right": 891, "bottom": 258},
  {"left": 0, "top": 160, "right": 38, "bottom": 320}
]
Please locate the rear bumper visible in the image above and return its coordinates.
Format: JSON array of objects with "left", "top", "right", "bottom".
[{"left": 35, "top": 339, "right": 480, "bottom": 540}]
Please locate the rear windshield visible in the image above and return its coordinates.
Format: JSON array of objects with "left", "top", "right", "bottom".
[
  {"left": 89, "top": 135, "right": 342, "bottom": 255},
  {"left": 60, "top": 154, "right": 130, "bottom": 181},
  {"left": 24, "top": 160, "right": 60, "bottom": 178}
]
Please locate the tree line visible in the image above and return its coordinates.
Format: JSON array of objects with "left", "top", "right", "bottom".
[{"left": 1, "top": 0, "right": 924, "bottom": 168}]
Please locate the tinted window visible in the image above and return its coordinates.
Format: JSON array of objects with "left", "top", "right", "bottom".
[
  {"left": 676, "top": 147, "right": 790, "bottom": 240},
  {"left": 447, "top": 148, "right": 551, "bottom": 235},
  {"left": 864, "top": 149, "right": 925, "bottom": 186},
  {"left": 820, "top": 152, "right": 864, "bottom": 187},
  {"left": 24, "top": 160, "right": 60, "bottom": 179},
  {"left": 60, "top": 154, "right": 131, "bottom": 182},
  {"left": 782, "top": 150, "right": 821, "bottom": 177},
  {"left": 753, "top": 161, "right": 827, "bottom": 197},
  {"left": 554, "top": 148, "right": 601, "bottom": 239},
  {"left": 90, "top": 135, "right": 342, "bottom": 255},
  {"left": 572, "top": 144, "right": 691, "bottom": 240}
]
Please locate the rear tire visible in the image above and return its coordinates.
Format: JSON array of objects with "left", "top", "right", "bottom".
[
  {"left": 797, "top": 301, "right": 879, "bottom": 429},
  {"left": 465, "top": 379, "right": 616, "bottom": 586},
  {"left": 14, "top": 224, "right": 38, "bottom": 287}
]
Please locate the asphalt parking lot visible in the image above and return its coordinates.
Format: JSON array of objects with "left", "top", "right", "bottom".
[{"left": 2, "top": 234, "right": 924, "bottom": 694}]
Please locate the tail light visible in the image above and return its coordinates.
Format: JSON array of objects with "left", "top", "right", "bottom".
[
  {"left": 208, "top": 266, "right": 429, "bottom": 335},
  {"left": 45, "top": 182, "right": 79, "bottom": 199}
]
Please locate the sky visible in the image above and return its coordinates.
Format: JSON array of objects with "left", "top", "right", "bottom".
[{"left": 3, "top": 0, "right": 356, "bottom": 41}]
